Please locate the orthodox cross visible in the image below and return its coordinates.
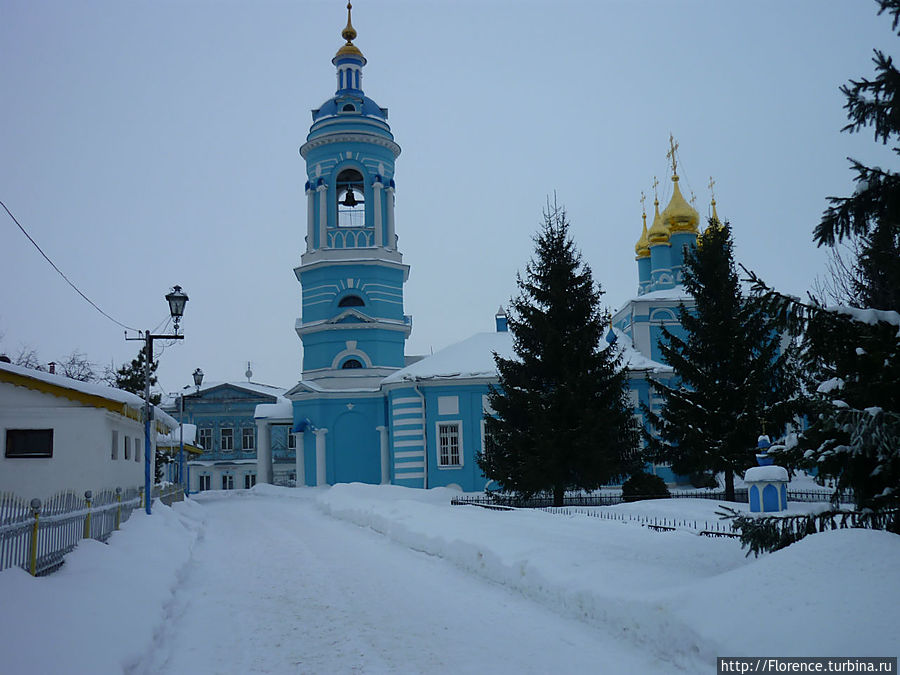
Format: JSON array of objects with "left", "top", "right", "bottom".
[
  {"left": 640, "top": 190, "right": 646, "bottom": 215},
  {"left": 667, "top": 134, "right": 679, "bottom": 175},
  {"left": 708, "top": 176, "right": 717, "bottom": 201},
  {"left": 651, "top": 175, "right": 659, "bottom": 201}
]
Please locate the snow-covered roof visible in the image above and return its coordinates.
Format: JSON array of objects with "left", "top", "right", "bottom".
[
  {"left": 383, "top": 327, "right": 669, "bottom": 386},
  {"left": 744, "top": 465, "right": 790, "bottom": 482},
  {"left": 156, "top": 423, "right": 198, "bottom": 447},
  {"left": 0, "top": 361, "right": 177, "bottom": 430},
  {"left": 383, "top": 332, "right": 515, "bottom": 384},
  {"left": 255, "top": 397, "right": 293, "bottom": 421},
  {"left": 623, "top": 286, "right": 693, "bottom": 304}
]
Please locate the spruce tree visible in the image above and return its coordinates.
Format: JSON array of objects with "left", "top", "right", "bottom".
[
  {"left": 644, "top": 220, "right": 799, "bottom": 502},
  {"left": 815, "top": 0, "right": 900, "bottom": 313},
  {"left": 477, "top": 202, "right": 638, "bottom": 507},
  {"left": 744, "top": 2, "right": 900, "bottom": 509}
]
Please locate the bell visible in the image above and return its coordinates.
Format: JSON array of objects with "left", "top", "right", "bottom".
[{"left": 341, "top": 187, "right": 358, "bottom": 207}]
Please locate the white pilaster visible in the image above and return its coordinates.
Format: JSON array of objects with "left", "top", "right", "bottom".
[
  {"left": 317, "top": 183, "right": 328, "bottom": 250},
  {"left": 314, "top": 428, "right": 328, "bottom": 486},
  {"left": 306, "top": 188, "right": 315, "bottom": 251},
  {"left": 386, "top": 186, "right": 396, "bottom": 249},
  {"left": 256, "top": 421, "right": 272, "bottom": 484},
  {"left": 376, "top": 425, "right": 389, "bottom": 484},
  {"left": 372, "top": 180, "right": 383, "bottom": 247},
  {"left": 294, "top": 432, "right": 305, "bottom": 487}
]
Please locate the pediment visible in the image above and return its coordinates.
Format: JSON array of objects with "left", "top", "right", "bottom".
[{"left": 328, "top": 309, "right": 375, "bottom": 325}]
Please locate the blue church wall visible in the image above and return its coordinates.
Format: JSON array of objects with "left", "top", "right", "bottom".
[
  {"left": 668, "top": 234, "right": 695, "bottom": 284},
  {"left": 300, "top": 328, "right": 407, "bottom": 371},
  {"left": 300, "top": 264, "right": 406, "bottom": 323},
  {"left": 386, "top": 386, "right": 427, "bottom": 487},
  {"left": 292, "top": 395, "right": 386, "bottom": 486}
]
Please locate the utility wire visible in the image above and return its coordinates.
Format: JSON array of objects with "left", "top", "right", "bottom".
[{"left": 1, "top": 199, "right": 139, "bottom": 332}]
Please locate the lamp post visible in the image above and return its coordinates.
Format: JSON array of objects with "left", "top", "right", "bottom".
[
  {"left": 128, "top": 285, "right": 189, "bottom": 515},
  {"left": 180, "top": 368, "right": 203, "bottom": 496}
]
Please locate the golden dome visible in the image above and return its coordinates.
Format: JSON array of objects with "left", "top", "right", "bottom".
[
  {"left": 661, "top": 174, "right": 700, "bottom": 234},
  {"left": 334, "top": 2, "right": 365, "bottom": 61},
  {"left": 635, "top": 210, "right": 650, "bottom": 258},
  {"left": 647, "top": 197, "right": 670, "bottom": 245}
]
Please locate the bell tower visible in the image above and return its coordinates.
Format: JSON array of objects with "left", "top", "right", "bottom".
[{"left": 294, "top": 2, "right": 410, "bottom": 388}]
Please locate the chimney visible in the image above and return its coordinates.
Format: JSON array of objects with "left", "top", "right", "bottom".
[{"left": 48, "top": 362, "right": 56, "bottom": 374}]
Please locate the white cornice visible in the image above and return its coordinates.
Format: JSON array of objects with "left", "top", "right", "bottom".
[{"left": 301, "top": 133, "right": 401, "bottom": 159}]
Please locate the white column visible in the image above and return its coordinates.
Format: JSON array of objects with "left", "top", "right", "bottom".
[
  {"left": 372, "top": 180, "right": 383, "bottom": 247},
  {"left": 314, "top": 428, "right": 328, "bottom": 486},
  {"left": 294, "top": 431, "right": 305, "bottom": 487},
  {"left": 317, "top": 183, "right": 328, "bottom": 249},
  {"left": 386, "top": 186, "right": 396, "bottom": 249},
  {"left": 377, "top": 425, "right": 389, "bottom": 484},
  {"left": 256, "top": 420, "right": 272, "bottom": 484},
  {"left": 306, "top": 188, "right": 315, "bottom": 251}
]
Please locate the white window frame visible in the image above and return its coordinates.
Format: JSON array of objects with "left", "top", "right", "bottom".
[
  {"left": 220, "top": 428, "right": 234, "bottom": 452},
  {"left": 111, "top": 430, "right": 119, "bottom": 460},
  {"left": 288, "top": 431, "right": 296, "bottom": 450},
  {"left": 244, "top": 473, "right": 256, "bottom": 489},
  {"left": 436, "top": 421, "right": 463, "bottom": 468},
  {"left": 242, "top": 427, "right": 255, "bottom": 451},
  {"left": 124, "top": 436, "right": 131, "bottom": 460},
  {"left": 199, "top": 474, "right": 211, "bottom": 491},
  {"left": 222, "top": 474, "right": 234, "bottom": 490},
  {"left": 199, "top": 428, "right": 212, "bottom": 451}
]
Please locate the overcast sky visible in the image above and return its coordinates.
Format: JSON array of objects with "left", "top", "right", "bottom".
[{"left": 1, "top": 0, "right": 894, "bottom": 396}]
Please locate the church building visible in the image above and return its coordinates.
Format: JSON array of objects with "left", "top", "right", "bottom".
[{"left": 252, "top": 5, "right": 714, "bottom": 491}]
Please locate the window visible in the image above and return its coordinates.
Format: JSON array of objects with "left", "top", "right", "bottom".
[
  {"left": 222, "top": 474, "right": 234, "bottom": 490},
  {"left": 199, "top": 474, "right": 211, "bottom": 491},
  {"left": 135, "top": 438, "right": 142, "bottom": 462},
  {"left": 336, "top": 168, "right": 365, "bottom": 228},
  {"left": 342, "top": 359, "right": 363, "bottom": 369},
  {"left": 221, "top": 428, "right": 234, "bottom": 452},
  {"left": 111, "top": 430, "right": 119, "bottom": 460},
  {"left": 288, "top": 432, "right": 296, "bottom": 450},
  {"left": 5, "top": 429, "right": 53, "bottom": 458},
  {"left": 242, "top": 428, "right": 255, "bottom": 451},
  {"left": 244, "top": 473, "right": 256, "bottom": 489},
  {"left": 342, "top": 103, "right": 356, "bottom": 112},
  {"left": 199, "top": 428, "right": 212, "bottom": 451},
  {"left": 124, "top": 436, "right": 131, "bottom": 460},
  {"left": 338, "top": 295, "right": 365, "bottom": 307},
  {"left": 437, "top": 422, "right": 461, "bottom": 467}
]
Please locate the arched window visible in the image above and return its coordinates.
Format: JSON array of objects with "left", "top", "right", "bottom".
[
  {"left": 336, "top": 169, "right": 365, "bottom": 228},
  {"left": 341, "top": 359, "right": 363, "bottom": 369},
  {"left": 342, "top": 103, "right": 356, "bottom": 112},
  {"left": 338, "top": 295, "right": 365, "bottom": 308}
]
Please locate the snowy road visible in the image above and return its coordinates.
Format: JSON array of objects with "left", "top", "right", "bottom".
[{"left": 135, "top": 491, "right": 674, "bottom": 675}]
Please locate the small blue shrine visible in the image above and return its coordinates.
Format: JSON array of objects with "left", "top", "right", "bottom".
[{"left": 745, "top": 435, "right": 790, "bottom": 512}]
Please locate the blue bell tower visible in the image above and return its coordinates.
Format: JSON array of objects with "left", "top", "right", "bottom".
[{"left": 287, "top": 3, "right": 410, "bottom": 487}]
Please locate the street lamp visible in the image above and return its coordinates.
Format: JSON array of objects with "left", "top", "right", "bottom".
[
  {"left": 192, "top": 367, "right": 204, "bottom": 392},
  {"left": 128, "top": 285, "right": 189, "bottom": 515}
]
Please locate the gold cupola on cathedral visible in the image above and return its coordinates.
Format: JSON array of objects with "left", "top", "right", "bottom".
[
  {"left": 334, "top": 2, "right": 365, "bottom": 61},
  {"left": 635, "top": 197, "right": 651, "bottom": 259},
  {"left": 647, "top": 194, "right": 669, "bottom": 245},
  {"left": 659, "top": 136, "right": 700, "bottom": 234}
]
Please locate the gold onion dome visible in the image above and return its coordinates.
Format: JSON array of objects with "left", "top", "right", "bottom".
[
  {"left": 635, "top": 210, "right": 651, "bottom": 258},
  {"left": 647, "top": 197, "right": 670, "bottom": 245},
  {"left": 661, "top": 174, "right": 700, "bottom": 234},
  {"left": 335, "top": 2, "right": 364, "bottom": 60}
]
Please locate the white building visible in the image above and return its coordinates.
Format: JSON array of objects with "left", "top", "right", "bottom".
[{"left": 0, "top": 362, "right": 177, "bottom": 500}]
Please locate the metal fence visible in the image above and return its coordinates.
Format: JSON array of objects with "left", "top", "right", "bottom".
[
  {"left": 0, "top": 487, "right": 144, "bottom": 576},
  {"left": 451, "top": 487, "right": 840, "bottom": 510}
]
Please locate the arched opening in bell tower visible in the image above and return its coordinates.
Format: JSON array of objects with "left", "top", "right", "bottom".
[{"left": 336, "top": 168, "right": 365, "bottom": 228}]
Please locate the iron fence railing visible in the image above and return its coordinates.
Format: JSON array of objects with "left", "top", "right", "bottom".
[
  {"left": 0, "top": 486, "right": 144, "bottom": 576},
  {"left": 452, "top": 487, "right": 842, "bottom": 510}
]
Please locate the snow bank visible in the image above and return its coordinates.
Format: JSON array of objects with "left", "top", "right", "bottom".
[
  {"left": 0, "top": 499, "right": 201, "bottom": 674},
  {"left": 317, "top": 484, "right": 900, "bottom": 666}
]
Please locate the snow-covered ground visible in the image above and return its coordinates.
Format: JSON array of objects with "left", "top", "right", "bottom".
[{"left": 0, "top": 484, "right": 897, "bottom": 674}]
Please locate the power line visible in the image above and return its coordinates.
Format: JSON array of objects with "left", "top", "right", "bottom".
[{"left": 1, "top": 199, "right": 139, "bottom": 332}]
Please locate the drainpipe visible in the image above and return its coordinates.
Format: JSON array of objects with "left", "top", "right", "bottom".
[{"left": 413, "top": 383, "right": 427, "bottom": 489}]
